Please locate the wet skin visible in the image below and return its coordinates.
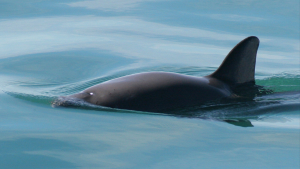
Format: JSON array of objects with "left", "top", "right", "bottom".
[
  {"left": 67, "top": 72, "right": 232, "bottom": 112},
  {"left": 54, "top": 36, "right": 260, "bottom": 113}
]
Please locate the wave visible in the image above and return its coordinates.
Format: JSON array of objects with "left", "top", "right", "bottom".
[
  {"left": 2, "top": 68, "right": 299, "bottom": 126},
  {"left": 256, "top": 71, "right": 300, "bottom": 92}
]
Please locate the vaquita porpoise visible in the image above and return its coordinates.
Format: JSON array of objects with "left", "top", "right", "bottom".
[{"left": 53, "top": 36, "right": 260, "bottom": 112}]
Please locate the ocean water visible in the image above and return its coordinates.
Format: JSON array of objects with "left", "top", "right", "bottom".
[{"left": 0, "top": 0, "right": 299, "bottom": 168}]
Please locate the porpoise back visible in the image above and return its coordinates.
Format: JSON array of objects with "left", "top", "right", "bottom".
[{"left": 53, "top": 36, "right": 260, "bottom": 112}]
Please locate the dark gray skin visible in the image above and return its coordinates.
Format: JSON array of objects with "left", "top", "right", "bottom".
[
  {"left": 54, "top": 36, "right": 260, "bottom": 113},
  {"left": 69, "top": 72, "right": 232, "bottom": 112}
]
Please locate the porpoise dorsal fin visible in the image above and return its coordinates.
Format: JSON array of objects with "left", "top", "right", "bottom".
[{"left": 209, "top": 36, "right": 259, "bottom": 86}]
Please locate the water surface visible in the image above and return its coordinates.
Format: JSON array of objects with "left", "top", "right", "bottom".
[{"left": 0, "top": 0, "right": 299, "bottom": 168}]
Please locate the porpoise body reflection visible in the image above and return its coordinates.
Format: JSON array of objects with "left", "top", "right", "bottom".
[{"left": 53, "top": 36, "right": 260, "bottom": 113}]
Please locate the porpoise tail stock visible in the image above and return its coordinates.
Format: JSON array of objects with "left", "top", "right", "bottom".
[{"left": 53, "top": 36, "right": 260, "bottom": 113}]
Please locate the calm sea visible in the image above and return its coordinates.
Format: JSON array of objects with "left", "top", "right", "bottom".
[{"left": 0, "top": 0, "right": 299, "bottom": 168}]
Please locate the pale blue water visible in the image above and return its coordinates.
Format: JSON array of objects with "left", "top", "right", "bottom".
[{"left": 0, "top": 0, "right": 299, "bottom": 168}]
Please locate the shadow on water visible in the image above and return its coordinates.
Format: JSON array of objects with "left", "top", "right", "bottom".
[{"left": 168, "top": 90, "right": 300, "bottom": 127}]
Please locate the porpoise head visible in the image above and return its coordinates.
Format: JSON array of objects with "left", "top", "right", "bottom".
[{"left": 52, "top": 92, "right": 95, "bottom": 107}]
